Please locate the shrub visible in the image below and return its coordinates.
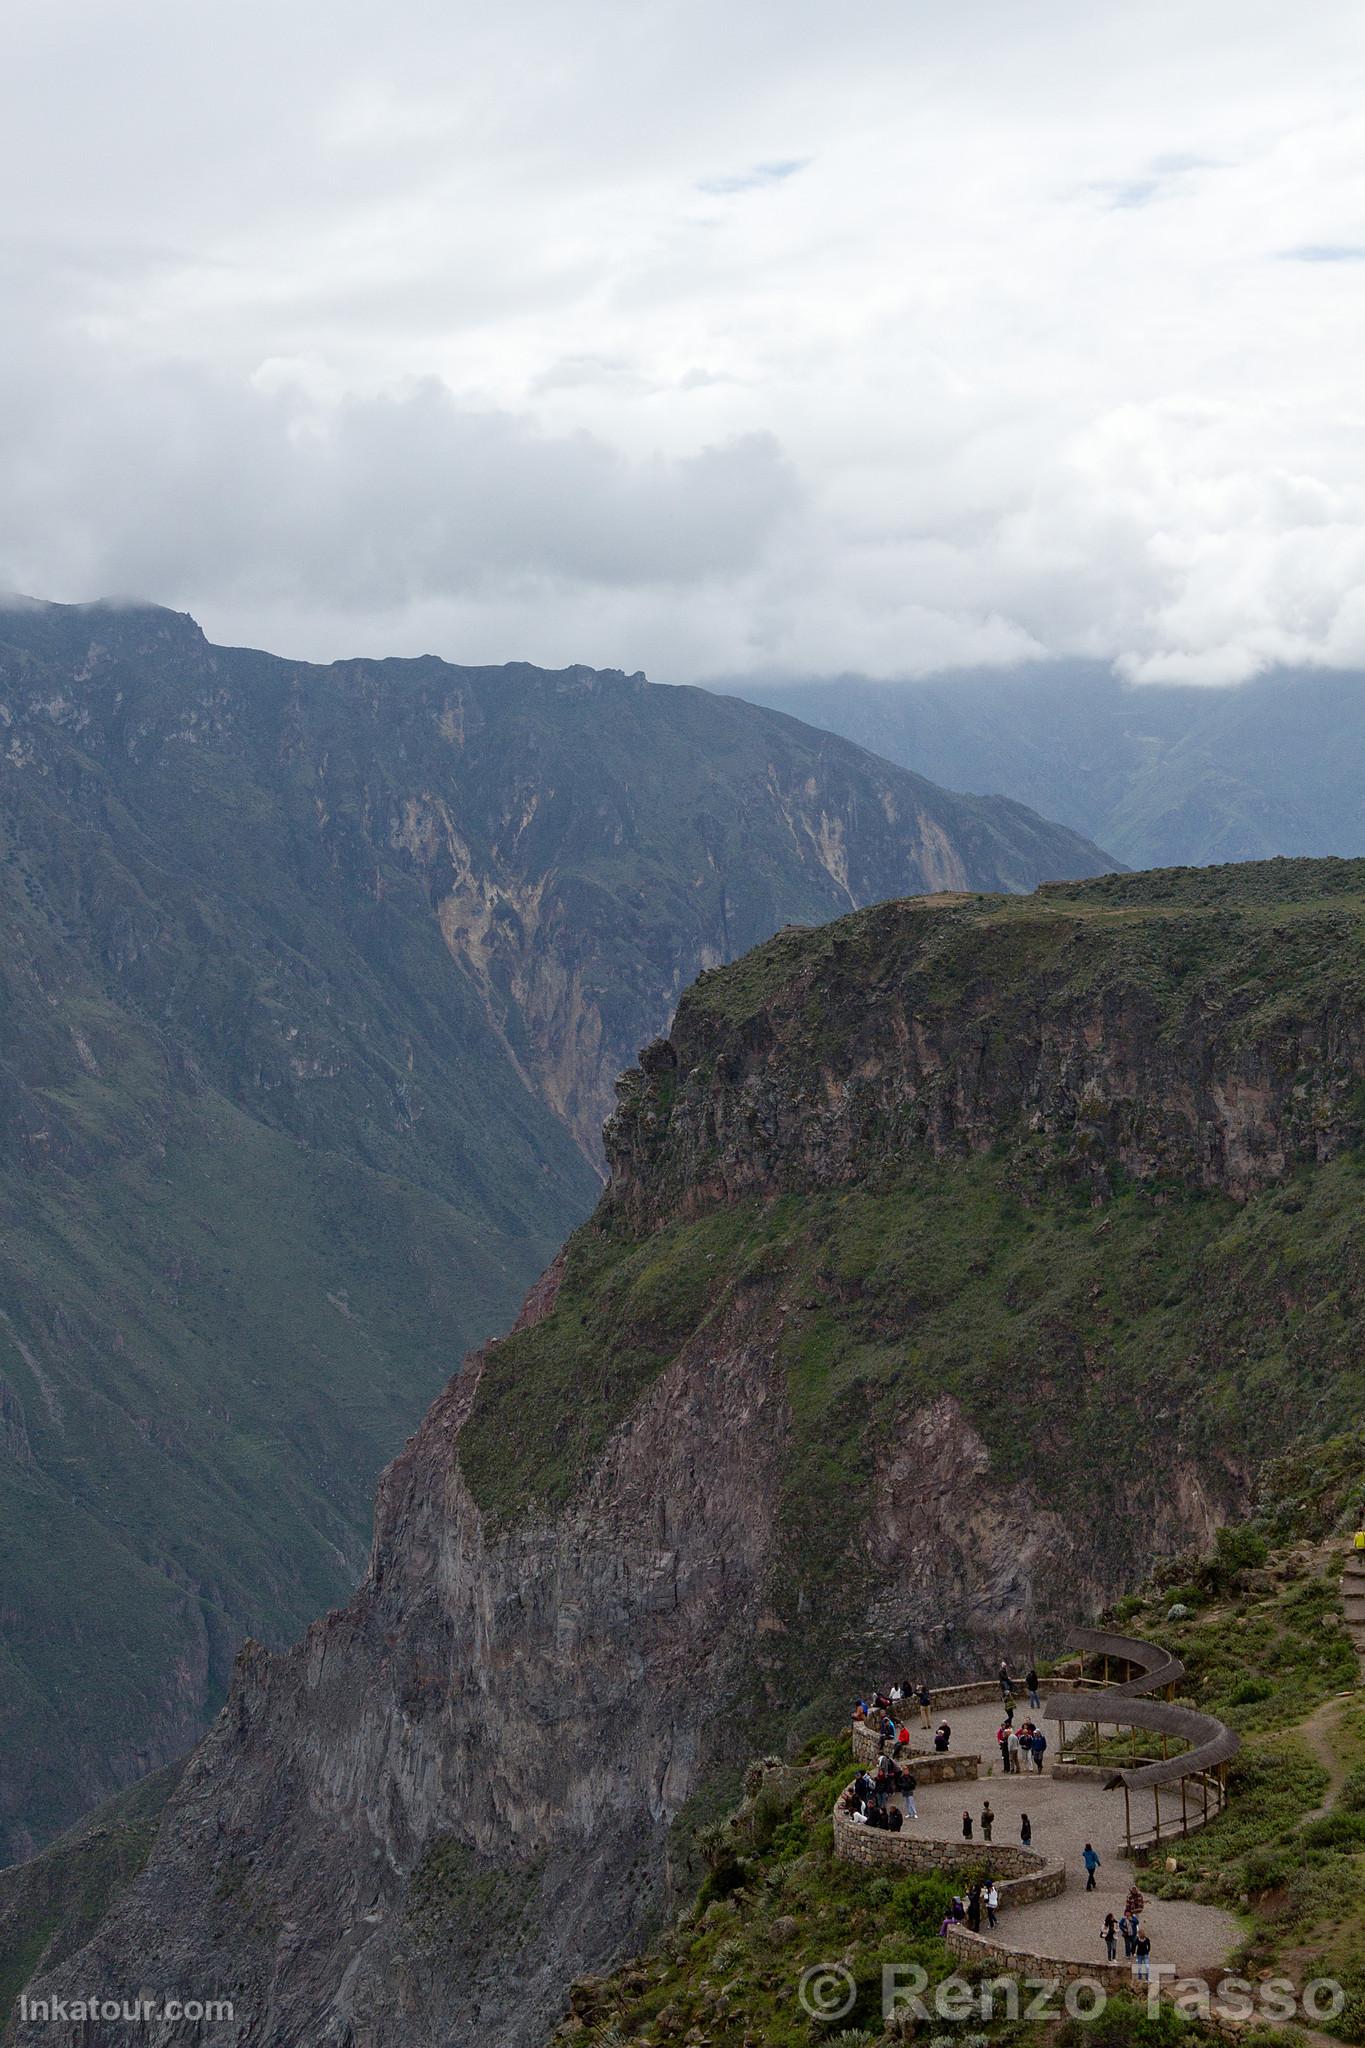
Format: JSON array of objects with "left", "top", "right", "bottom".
[{"left": 889, "top": 1871, "right": 957, "bottom": 1935}]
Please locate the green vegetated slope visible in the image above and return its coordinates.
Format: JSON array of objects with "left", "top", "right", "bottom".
[
  {"left": 736, "top": 662, "right": 1365, "bottom": 870},
  {"left": 0, "top": 1764, "right": 182, "bottom": 2037},
  {"left": 460, "top": 861, "right": 1365, "bottom": 1722},
  {"left": 0, "top": 597, "right": 1116, "bottom": 1860}
]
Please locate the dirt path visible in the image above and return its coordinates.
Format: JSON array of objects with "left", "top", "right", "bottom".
[{"left": 1296, "top": 1694, "right": 1352, "bottom": 1824}]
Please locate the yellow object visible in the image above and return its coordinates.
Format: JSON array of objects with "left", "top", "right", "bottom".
[{"left": 1354, "top": 1530, "right": 1365, "bottom": 1551}]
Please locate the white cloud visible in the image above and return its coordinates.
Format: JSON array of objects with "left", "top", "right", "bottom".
[{"left": 3, "top": 0, "right": 1365, "bottom": 682}]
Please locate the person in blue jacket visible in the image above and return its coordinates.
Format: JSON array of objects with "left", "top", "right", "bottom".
[{"left": 1082, "top": 1842, "right": 1101, "bottom": 1890}]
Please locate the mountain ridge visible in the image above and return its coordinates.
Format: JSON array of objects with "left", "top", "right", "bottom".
[
  {"left": 729, "top": 661, "right": 1365, "bottom": 870},
  {"left": 0, "top": 597, "right": 1116, "bottom": 1861}
]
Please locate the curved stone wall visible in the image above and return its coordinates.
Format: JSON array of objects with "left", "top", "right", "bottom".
[{"left": 832, "top": 1796, "right": 1066, "bottom": 1906}]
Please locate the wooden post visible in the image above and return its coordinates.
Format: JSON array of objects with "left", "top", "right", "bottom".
[
  {"left": 1124, "top": 1782, "right": 1132, "bottom": 1854},
  {"left": 1153, "top": 1782, "right": 1161, "bottom": 1843},
  {"left": 1181, "top": 1775, "right": 1188, "bottom": 1833},
  {"left": 1203, "top": 1773, "right": 1209, "bottom": 1826}
]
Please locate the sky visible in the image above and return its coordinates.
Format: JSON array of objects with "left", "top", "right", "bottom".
[{"left": 4, "top": 0, "right": 1365, "bottom": 684}]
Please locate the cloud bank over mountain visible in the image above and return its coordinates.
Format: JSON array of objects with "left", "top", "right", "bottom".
[{"left": 4, "top": 0, "right": 1365, "bottom": 682}]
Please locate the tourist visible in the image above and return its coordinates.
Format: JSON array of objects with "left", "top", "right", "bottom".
[
  {"left": 888, "top": 1805, "right": 904, "bottom": 1832},
  {"left": 981, "top": 1801, "right": 994, "bottom": 1843},
  {"left": 890, "top": 1680, "right": 904, "bottom": 1704},
  {"left": 902, "top": 1768, "right": 918, "bottom": 1820},
  {"left": 1020, "top": 1813, "right": 1032, "bottom": 1846},
  {"left": 1007, "top": 1728, "right": 1022, "bottom": 1774},
  {"left": 967, "top": 1882, "right": 982, "bottom": 1932},
  {"left": 1103, "top": 1913, "right": 1118, "bottom": 1961},
  {"left": 962, "top": 1809, "right": 973, "bottom": 1841},
  {"left": 1083, "top": 1842, "right": 1101, "bottom": 1890},
  {"left": 853, "top": 1700, "right": 867, "bottom": 1723},
  {"left": 1118, "top": 1913, "right": 1135, "bottom": 1958},
  {"left": 1125, "top": 1883, "right": 1146, "bottom": 1925},
  {"left": 999, "top": 1659, "right": 1012, "bottom": 1700},
  {"left": 986, "top": 1881, "right": 999, "bottom": 1930},
  {"left": 1002, "top": 1698, "right": 1015, "bottom": 1728},
  {"left": 1031, "top": 1729, "right": 1048, "bottom": 1773},
  {"left": 950, "top": 1895, "right": 965, "bottom": 1923},
  {"left": 934, "top": 1721, "right": 952, "bottom": 1753},
  {"left": 1134, "top": 1930, "right": 1152, "bottom": 1983},
  {"left": 997, "top": 1726, "right": 1012, "bottom": 1772},
  {"left": 1027, "top": 1665, "right": 1041, "bottom": 1709},
  {"left": 917, "top": 1680, "right": 933, "bottom": 1728},
  {"left": 897, "top": 1723, "right": 912, "bottom": 1755},
  {"left": 880, "top": 1712, "right": 897, "bottom": 1747}
]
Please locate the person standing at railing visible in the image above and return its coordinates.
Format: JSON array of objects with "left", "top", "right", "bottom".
[{"left": 1027, "top": 1665, "right": 1041, "bottom": 1709}]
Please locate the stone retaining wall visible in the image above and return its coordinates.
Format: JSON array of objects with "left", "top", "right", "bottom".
[
  {"left": 944, "top": 1923, "right": 1222, "bottom": 1992},
  {"left": 833, "top": 1800, "right": 1066, "bottom": 1907},
  {"left": 852, "top": 1722, "right": 981, "bottom": 1774}
]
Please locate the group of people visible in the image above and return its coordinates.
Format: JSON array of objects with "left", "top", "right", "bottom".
[
  {"left": 843, "top": 1760, "right": 919, "bottom": 1829},
  {"left": 853, "top": 1680, "right": 934, "bottom": 1734},
  {"left": 1102, "top": 1887, "right": 1152, "bottom": 1978},
  {"left": 996, "top": 1707, "right": 1047, "bottom": 1773},
  {"left": 939, "top": 1880, "right": 1001, "bottom": 1935}
]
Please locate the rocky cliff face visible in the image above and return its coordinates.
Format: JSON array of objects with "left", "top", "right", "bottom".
[
  {"left": 0, "top": 597, "right": 1117, "bottom": 1858},
  {"left": 19, "top": 860, "right": 1365, "bottom": 2047}
]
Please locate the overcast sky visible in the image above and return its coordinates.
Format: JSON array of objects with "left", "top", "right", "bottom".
[{"left": 4, "top": 0, "right": 1365, "bottom": 683}]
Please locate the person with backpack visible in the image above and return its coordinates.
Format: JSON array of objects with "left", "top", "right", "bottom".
[
  {"left": 917, "top": 1680, "right": 932, "bottom": 1728},
  {"left": 902, "top": 1768, "right": 918, "bottom": 1820},
  {"left": 1082, "top": 1842, "right": 1101, "bottom": 1890},
  {"left": 1134, "top": 1929, "right": 1152, "bottom": 1982},
  {"left": 981, "top": 1801, "right": 994, "bottom": 1843},
  {"left": 1118, "top": 1913, "right": 1135, "bottom": 1958},
  {"left": 1103, "top": 1913, "right": 1118, "bottom": 1961}
]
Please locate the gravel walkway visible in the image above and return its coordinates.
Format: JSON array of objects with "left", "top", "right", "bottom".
[{"left": 901, "top": 1701, "right": 1242, "bottom": 1974}]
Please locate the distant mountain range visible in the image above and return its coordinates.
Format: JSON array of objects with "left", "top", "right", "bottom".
[
  {"left": 729, "top": 661, "right": 1365, "bottom": 870},
  {"left": 0, "top": 598, "right": 1112, "bottom": 1859}
]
